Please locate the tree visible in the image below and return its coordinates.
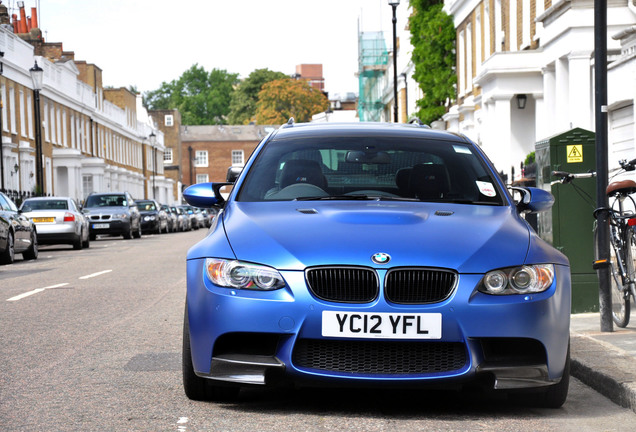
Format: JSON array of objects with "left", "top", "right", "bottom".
[
  {"left": 409, "top": 1, "right": 456, "bottom": 125},
  {"left": 254, "top": 78, "right": 329, "bottom": 124},
  {"left": 228, "top": 69, "right": 288, "bottom": 125},
  {"left": 143, "top": 64, "right": 239, "bottom": 125}
]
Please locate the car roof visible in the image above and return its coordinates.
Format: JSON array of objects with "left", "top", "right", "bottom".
[
  {"left": 23, "top": 196, "right": 72, "bottom": 200},
  {"left": 270, "top": 122, "right": 471, "bottom": 143}
]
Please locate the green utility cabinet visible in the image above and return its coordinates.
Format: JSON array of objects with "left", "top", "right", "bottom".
[{"left": 535, "top": 128, "right": 598, "bottom": 313}]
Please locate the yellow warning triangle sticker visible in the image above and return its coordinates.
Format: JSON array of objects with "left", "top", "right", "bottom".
[{"left": 567, "top": 145, "right": 583, "bottom": 163}]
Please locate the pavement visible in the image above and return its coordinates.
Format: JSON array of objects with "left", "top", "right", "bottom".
[{"left": 570, "top": 312, "right": 636, "bottom": 413}]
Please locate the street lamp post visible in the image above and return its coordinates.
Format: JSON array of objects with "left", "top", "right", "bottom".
[
  {"left": 30, "top": 61, "right": 44, "bottom": 196},
  {"left": 149, "top": 132, "right": 156, "bottom": 200},
  {"left": 389, "top": 0, "right": 400, "bottom": 123}
]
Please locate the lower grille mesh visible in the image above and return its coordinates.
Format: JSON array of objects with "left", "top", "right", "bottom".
[{"left": 293, "top": 339, "right": 467, "bottom": 375}]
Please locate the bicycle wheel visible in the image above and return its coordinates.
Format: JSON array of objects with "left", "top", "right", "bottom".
[
  {"left": 615, "top": 227, "right": 635, "bottom": 327},
  {"left": 594, "top": 224, "right": 630, "bottom": 327}
]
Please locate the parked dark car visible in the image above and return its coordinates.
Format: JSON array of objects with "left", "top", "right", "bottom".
[
  {"left": 19, "top": 196, "right": 90, "bottom": 250},
  {"left": 83, "top": 192, "right": 142, "bottom": 240},
  {"left": 0, "top": 192, "right": 38, "bottom": 264},
  {"left": 136, "top": 199, "right": 168, "bottom": 234},
  {"left": 161, "top": 204, "right": 178, "bottom": 232}
]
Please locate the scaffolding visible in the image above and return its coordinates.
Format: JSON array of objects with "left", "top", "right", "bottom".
[{"left": 358, "top": 31, "right": 388, "bottom": 122}]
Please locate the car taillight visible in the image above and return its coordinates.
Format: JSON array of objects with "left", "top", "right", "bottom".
[
  {"left": 63, "top": 212, "right": 75, "bottom": 222},
  {"left": 629, "top": 218, "right": 636, "bottom": 227}
]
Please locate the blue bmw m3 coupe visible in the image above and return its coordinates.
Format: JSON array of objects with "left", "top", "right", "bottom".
[{"left": 182, "top": 121, "right": 571, "bottom": 407}]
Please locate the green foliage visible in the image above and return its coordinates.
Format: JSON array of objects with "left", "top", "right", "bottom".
[
  {"left": 228, "top": 69, "right": 288, "bottom": 125},
  {"left": 409, "top": 1, "right": 456, "bottom": 124},
  {"left": 143, "top": 64, "right": 239, "bottom": 125},
  {"left": 255, "top": 78, "right": 329, "bottom": 124},
  {"left": 525, "top": 151, "right": 536, "bottom": 165}
]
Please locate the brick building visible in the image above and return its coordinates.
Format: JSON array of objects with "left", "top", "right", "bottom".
[
  {"left": 294, "top": 64, "right": 325, "bottom": 92},
  {"left": 181, "top": 125, "right": 275, "bottom": 187}
]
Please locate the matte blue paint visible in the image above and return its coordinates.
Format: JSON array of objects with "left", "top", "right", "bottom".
[{"left": 184, "top": 123, "right": 571, "bottom": 389}]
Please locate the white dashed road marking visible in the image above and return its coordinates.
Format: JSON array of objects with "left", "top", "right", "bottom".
[
  {"left": 6, "top": 269, "right": 113, "bottom": 301},
  {"left": 79, "top": 270, "right": 113, "bottom": 279},
  {"left": 6, "top": 283, "right": 69, "bottom": 302}
]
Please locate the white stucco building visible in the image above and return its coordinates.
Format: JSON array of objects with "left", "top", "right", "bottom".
[
  {"left": 0, "top": 9, "right": 173, "bottom": 204},
  {"left": 444, "top": 0, "right": 636, "bottom": 180}
]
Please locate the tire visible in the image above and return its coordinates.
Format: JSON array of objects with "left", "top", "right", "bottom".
[
  {"left": 539, "top": 343, "right": 570, "bottom": 408},
  {"left": 182, "top": 304, "right": 239, "bottom": 402},
  {"left": 23, "top": 231, "right": 38, "bottom": 261},
  {"left": 613, "top": 227, "right": 634, "bottom": 327},
  {"left": 133, "top": 222, "right": 142, "bottom": 239},
  {"left": 594, "top": 224, "right": 630, "bottom": 327},
  {"left": 82, "top": 229, "right": 90, "bottom": 249},
  {"left": 0, "top": 231, "right": 15, "bottom": 264},
  {"left": 72, "top": 231, "right": 83, "bottom": 250},
  {"left": 512, "top": 342, "right": 570, "bottom": 409},
  {"left": 123, "top": 224, "right": 133, "bottom": 240}
]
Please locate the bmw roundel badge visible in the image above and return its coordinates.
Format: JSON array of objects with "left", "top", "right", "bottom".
[{"left": 371, "top": 252, "right": 391, "bottom": 265}]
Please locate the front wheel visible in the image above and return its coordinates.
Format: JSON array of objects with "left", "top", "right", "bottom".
[
  {"left": 182, "top": 303, "right": 240, "bottom": 401},
  {"left": 594, "top": 224, "right": 630, "bottom": 327},
  {"left": 613, "top": 227, "right": 635, "bottom": 327},
  {"left": 0, "top": 231, "right": 15, "bottom": 264},
  {"left": 133, "top": 221, "right": 142, "bottom": 239}
]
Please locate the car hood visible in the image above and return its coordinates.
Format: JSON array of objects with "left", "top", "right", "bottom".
[{"left": 207, "top": 201, "right": 563, "bottom": 273}]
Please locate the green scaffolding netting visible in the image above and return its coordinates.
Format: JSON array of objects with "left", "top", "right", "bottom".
[{"left": 358, "top": 31, "right": 388, "bottom": 122}]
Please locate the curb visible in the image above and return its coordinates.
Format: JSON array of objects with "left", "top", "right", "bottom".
[{"left": 570, "top": 333, "right": 636, "bottom": 414}]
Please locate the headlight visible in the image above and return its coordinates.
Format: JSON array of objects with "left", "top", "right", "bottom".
[
  {"left": 479, "top": 264, "right": 554, "bottom": 295},
  {"left": 144, "top": 215, "right": 156, "bottom": 221},
  {"left": 112, "top": 213, "right": 128, "bottom": 220},
  {"left": 205, "top": 258, "right": 286, "bottom": 291}
]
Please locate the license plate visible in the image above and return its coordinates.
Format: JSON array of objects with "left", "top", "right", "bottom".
[
  {"left": 33, "top": 217, "right": 55, "bottom": 223},
  {"left": 322, "top": 311, "right": 442, "bottom": 339},
  {"left": 92, "top": 223, "right": 109, "bottom": 229}
]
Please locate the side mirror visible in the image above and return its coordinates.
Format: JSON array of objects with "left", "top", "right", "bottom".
[
  {"left": 226, "top": 166, "right": 242, "bottom": 183},
  {"left": 184, "top": 182, "right": 232, "bottom": 208},
  {"left": 511, "top": 187, "right": 554, "bottom": 213}
]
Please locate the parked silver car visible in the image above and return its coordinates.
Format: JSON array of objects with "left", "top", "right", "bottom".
[
  {"left": 83, "top": 192, "right": 142, "bottom": 240},
  {"left": 161, "top": 204, "right": 178, "bottom": 232},
  {"left": 19, "top": 196, "right": 90, "bottom": 250}
]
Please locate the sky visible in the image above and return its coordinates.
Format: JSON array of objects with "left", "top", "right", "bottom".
[{"left": 24, "top": 0, "right": 398, "bottom": 96}]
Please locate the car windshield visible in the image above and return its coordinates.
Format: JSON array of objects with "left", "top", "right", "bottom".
[
  {"left": 137, "top": 201, "right": 156, "bottom": 211},
  {"left": 237, "top": 136, "right": 505, "bottom": 205},
  {"left": 22, "top": 199, "right": 68, "bottom": 210},
  {"left": 85, "top": 195, "right": 127, "bottom": 207}
]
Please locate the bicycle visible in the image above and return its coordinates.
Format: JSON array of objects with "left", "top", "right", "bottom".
[{"left": 553, "top": 158, "right": 636, "bottom": 327}]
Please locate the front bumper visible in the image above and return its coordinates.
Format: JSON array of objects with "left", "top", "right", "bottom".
[
  {"left": 185, "top": 260, "right": 571, "bottom": 389},
  {"left": 140, "top": 218, "right": 160, "bottom": 232},
  {"left": 88, "top": 219, "right": 130, "bottom": 236}
]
